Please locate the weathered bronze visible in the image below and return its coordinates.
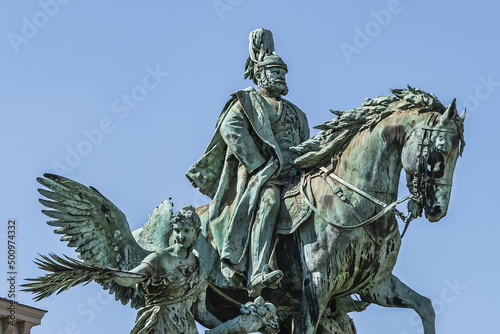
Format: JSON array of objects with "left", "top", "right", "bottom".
[
  {"left": 26, "top": 29, "right": 465, "bottom": 334},
  {"left": 187, "top": 29, "right": 464, "bottom": 333},
  {"left": 23, "top": 194, "right": 279, "bottom": 334},
  {"left": 192, "top": 85, "right": 465, "bottom": 333},
  {"left": 186, "top": 28, "right": 310, "bottom": 297}
]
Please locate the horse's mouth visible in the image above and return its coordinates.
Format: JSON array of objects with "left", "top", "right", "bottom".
[{"left": 425, "top": 205, "right": 445, "bottom": 222}]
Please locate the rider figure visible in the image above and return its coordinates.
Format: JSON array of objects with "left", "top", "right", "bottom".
[{"left": 187, "top": 29, "right": 309, "bottom": 296}]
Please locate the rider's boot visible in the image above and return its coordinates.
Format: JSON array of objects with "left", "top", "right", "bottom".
[{"left": 247, "top": 184, "right": 283, "bottom": 297}]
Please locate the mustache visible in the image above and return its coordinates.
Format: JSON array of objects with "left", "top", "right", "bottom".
[{"left": 259, "top": 77, "right": 289, "bottom": 95}]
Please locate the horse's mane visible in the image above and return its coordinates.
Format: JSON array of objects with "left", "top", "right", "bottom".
[{"left": 292, "top": 86, "right": 446, "bottom": 170}]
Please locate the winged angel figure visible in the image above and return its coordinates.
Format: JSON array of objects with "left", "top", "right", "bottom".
[{"left": 24, "top": 174, "right": 279, "bottom": 334}]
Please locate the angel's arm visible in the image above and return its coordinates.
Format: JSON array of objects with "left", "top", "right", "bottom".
[
  {"left": 113, "top": 251, "right": 161, "bottom": 287},
  {"left": 113, "top": 261, "right": 154, "bottom": 287},
  {"left": 194, "top": 288, "right": 223, "bottom": 328}
]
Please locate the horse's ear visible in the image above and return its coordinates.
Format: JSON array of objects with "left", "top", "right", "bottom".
[
  {"left": 459, "top": 108, "right": 466, "bottom": 124},
  {"left": 440, "top": 98, "right": 457, "bottom": 125}
]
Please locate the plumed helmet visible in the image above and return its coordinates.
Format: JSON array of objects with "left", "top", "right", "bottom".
[
  {"left": 244, "top": 28, "right": 288, "bottom": 84},
  {"left": 256, "top": 54, "right": 287, "bottom": 71}
]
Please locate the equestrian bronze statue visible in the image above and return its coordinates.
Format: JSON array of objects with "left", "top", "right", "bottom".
[{"left": 25, "top": 29, "right": 465, "bottom": 334}]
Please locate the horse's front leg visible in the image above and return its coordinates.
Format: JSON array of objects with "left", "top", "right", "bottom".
[
  {"left": 361, "top": 274, "right": 435, "bottom": 334},
  {"left": 293, "top": 223, "right": 339, "bottom": 334},
  {"left": 292, "top": 273, "right": 330, "bottom": 334}
]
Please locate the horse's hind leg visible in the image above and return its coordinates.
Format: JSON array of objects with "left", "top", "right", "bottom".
[{"left": 361, "top": 274, "right": 436, "bottom": 334}]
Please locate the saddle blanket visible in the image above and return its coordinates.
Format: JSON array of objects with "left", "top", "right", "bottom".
[{"left": 275, "top": 177, "right": 313, "bottom": 235}]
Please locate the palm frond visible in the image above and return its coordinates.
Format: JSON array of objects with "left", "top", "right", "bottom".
[{"left": 21, "top": 253, "right": 145, "bottom": 301}]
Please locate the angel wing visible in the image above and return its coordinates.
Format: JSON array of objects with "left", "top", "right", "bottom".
[
  {"left": 133, "top": 198, "right": 173, "bottom": 251},
  {"left": 37, "top": 173, "right": 151, "bottom": 308}
]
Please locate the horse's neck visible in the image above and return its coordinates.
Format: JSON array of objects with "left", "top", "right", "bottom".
[{"left": 334, "top": 120, "right": 403, "bottom": 202}]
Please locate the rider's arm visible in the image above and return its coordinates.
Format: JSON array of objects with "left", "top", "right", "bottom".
[{"left": 220, "top": 103, "right": 266, "bottom": 174}]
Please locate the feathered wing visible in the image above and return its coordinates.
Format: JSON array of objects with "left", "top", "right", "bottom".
[
  {"left": 133, "top": 198, "right": 173, "bottom": 251},
  {"left": 37, "top": 173, "right": 151, "bottom": 308}
]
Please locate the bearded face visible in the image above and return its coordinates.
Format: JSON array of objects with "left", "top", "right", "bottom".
[{"left": 257, "top": 66, "right": 289, "bottom": 96}]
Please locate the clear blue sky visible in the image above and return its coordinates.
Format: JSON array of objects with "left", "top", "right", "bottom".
[{"left": 1, "top": 0, "right": 498, "bottom": 333}]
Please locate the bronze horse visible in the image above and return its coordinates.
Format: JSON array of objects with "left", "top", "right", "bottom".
[
  {"left": 30, "top": 86, "right": 464, "bottom": 334},
  {"left": 195, "top": 87, "right": 465, "bottom": 334}
]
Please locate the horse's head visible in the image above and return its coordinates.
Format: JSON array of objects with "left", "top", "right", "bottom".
[
  {"left": 292, "top": 86, "right": 465, "bottom": 223},
  {"left": 402, "top": 99, "right": 465, "bottom": 222}
]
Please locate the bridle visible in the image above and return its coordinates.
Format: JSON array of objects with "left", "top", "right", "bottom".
[
  {"left": 300, "top": 112, "right": 459, "bottom": 244},
  {"left": 402, "top": 113, "right": 460, "bottom": 236},
  {"left": 410, "top": 113, "right": 455, "bottom": 208}
]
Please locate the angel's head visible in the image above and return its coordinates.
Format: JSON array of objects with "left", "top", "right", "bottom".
[{"left": 170, "top": 205, "right": 201, "bottom": 249}]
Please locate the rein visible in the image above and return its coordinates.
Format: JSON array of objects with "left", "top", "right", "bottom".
[
  {"left": 319, "top": 166, "right": 411, "bottom": 225},
  {"left": 299, "top": 170, "right": 410, "bottom": 247},
  {"left": 299, "top": 112, "right": 456, "bottom": 243}
]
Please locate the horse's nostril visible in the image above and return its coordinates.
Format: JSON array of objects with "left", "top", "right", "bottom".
[{"left": 426, "top": 206, "right": 442, "bottom": 218}]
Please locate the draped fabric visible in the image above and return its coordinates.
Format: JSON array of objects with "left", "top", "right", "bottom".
[
  {"left": 130, "top": 252, "right": 207, "bottom": 334},
  {"left": 186, "top": 87, "right": 309, "bottom": 287}
]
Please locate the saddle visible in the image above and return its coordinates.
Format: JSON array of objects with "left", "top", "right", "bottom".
[{"left": 275, "top": 175, "right": 313, "bottom": 235}]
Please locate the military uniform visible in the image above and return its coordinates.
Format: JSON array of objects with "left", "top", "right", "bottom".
[{"left": 186, "top": 87, "right": 309, "bottom": 288}]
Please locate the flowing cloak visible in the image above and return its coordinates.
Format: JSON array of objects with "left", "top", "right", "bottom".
[
  {"left": 130, "top": 250, "right": 207, "bottom": 334},
  {"left": 186, "top": 87, "right": 309, "bottom": 287}
]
